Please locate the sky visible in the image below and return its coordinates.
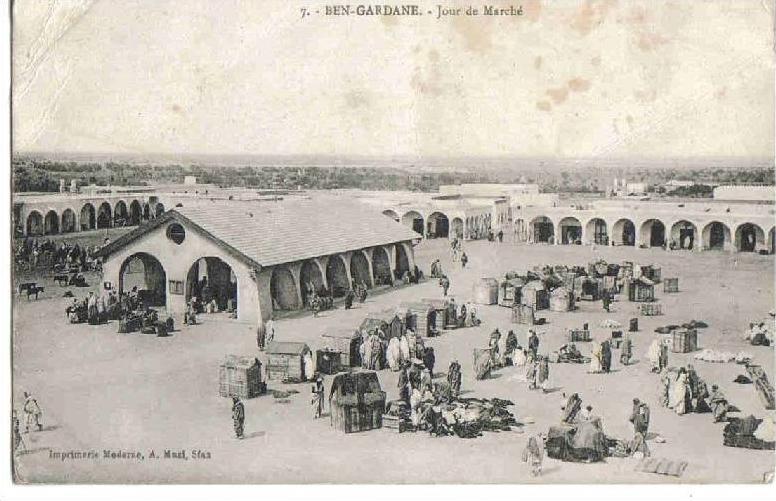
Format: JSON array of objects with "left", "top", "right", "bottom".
[{"left": 11, "top": 0, "right": 776, "bottom": 163}]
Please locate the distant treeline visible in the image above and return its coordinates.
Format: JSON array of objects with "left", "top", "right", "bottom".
[{"left": 11, "top": 157, "right": 775, "bottom": 194}]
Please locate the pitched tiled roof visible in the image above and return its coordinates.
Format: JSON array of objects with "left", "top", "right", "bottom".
[{"left": 98, "top": 198, "right": 421, "bottom": 268}]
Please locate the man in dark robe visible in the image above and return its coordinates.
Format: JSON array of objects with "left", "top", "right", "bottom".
[
  {"left": 601, "top": 340, "right": 612, "bottom": 373},
  {"left": 232, "top": 396, "right": 245, "bottom": 439},
  {"left": 344, "top": 289, "right": 355, "bottom": 310},
  {"left": 658, "top": 342, "right": 669, "bottom": 371},
  {"left": 447, "top": 360, "right": 461, "bottom": 398},
  {"left": 528, "top": 331, "right": 540, "bottom": 358}
]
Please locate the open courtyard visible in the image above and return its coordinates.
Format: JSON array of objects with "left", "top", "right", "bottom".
[{"left": 12, "top": 238, "right": 775, "bottom": 483}]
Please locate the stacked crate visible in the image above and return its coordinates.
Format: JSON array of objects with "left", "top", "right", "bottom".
[
  {"left": 511, "top": 304, "right": 535, "bottom": 325},
  {"left": 671, "top": 328, "right": 698, "bottom": 353},
  {"left": 639, "top": 303, "right": 663, "bottom": 316},
  {"left": 219, "top": 355, "right": 266, "bottom": 399},
  {"left": 663, "top": 278, "right": 679, "bottom": 293}
]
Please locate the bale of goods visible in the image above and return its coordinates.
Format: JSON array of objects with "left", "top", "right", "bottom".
[
  {"left": 499, "top": 278, "right": 525, "bottom": 307},
  {"left": 399, "top": 302, "right": 434, "bottom": 337},
  {"left": 219, "top": 355, "right": 266, "bottom": 399},
  {"left": 421, "top": 298, "right": 447, "bottom": 334},
  {"left": 644, "top": 266, "right": 661, "bottom": 283},
  {"left": 522, "top": 281, "right": 549, "bottom": 310},
  {"left": 473, "top": 277, "right": 499, "bottom": 305},
  {"left": 321, "top": 329, "right": 362, "bottom": 368},
  {"left": 568, "top": 329, "right": 591, "bottom": 342},
  {"left": 266, "top": 341, "right": 313, "bottom": 383},
  {"left": 629, "top": 318, "right": 639, "bottom": 332},
  {"left": 746, "top": 365, "right": 775, "bottom": 410},
  {"left": 639, "top": 303, "right": 663, "bottom": 316},
  {"left": 329, "top": 371, "right": 386, "bottom": 433},
  {"left": 575, "top": 277, "right": 600, "bottom": 301},
  {"left": 550, "top": 287, "right": 574, "bottom": 312},
  {"left": 663, "top": 278, "right": 679, "bottom": 293},
  {"left": 473, "top": 348, "right": 493, "bottom": 380},
  {"left": 671, "top": 328, "right": 698, "bottom": 353},
  {"left": 511, "top": 304, "right": 535, "bottom": 325}
]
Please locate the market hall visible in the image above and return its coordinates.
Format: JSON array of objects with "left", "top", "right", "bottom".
[{"left": 95, "top": 199, "right": 421, "bottom": 334}]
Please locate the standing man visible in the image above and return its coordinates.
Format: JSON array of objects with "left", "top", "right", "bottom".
[
  {"left": 311, "top": 374, "right": 325, "bottom": 419},
  {"left": 528, "top": 330, "right": 540, "bottom": 359},
  {"left": 659, "top": 341, "right": 669, "bottom": 372},
  {"left": 22, "top": 392, "right": 42, "bottom": 433},
  {"left": 344, "top": 289, "right": 355, "bottom": 310},
  {"left": 265, "top": 317, "right": 276, "bottom": 346},
  {"left": 602, "top": 289, "right": 611, "bottom": 312},
  {"left": 440, "top": 275, "right": 450, "bottom": 297},
  {"left": 601, "top": 339, "right": 612, "bottom": 373},
  {"left": 231, "top": 396, "right": 245, "bottom": 439},
  {"left": 629, "top": 398, "right": 651, "bottom": 457},
  {"left": 460, "top": 252, "right": 468, "bottom": 269},
  {"left": 256, "top": 323, "right": 266, "bottom": 351}
]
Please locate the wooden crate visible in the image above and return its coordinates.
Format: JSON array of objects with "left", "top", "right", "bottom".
[
  {"left": 671, "top": 329, "right": 698, "bottom": 353},
  {"left": 219, "top": 356, "right": 265, "bottom": 399},
  {"left": 568, "top": 329, "right": 591, "bottom": 342},
  {"left": 663, "top": 278, "right": 679, "bottom": 293},
  {"left": 382, "top": 414, "right": 407, "bottom": 433},
  {"left": 639, "top": 303, "right": 663, "bottom": 316}
]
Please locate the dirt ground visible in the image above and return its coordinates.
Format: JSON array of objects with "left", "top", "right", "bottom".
[{"left": 11, "top": 239, "right": 775, "bottom": 484}]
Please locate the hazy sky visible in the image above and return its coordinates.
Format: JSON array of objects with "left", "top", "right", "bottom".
[{"left": 12, "top": 0, "right": 775, "bottom": 161}]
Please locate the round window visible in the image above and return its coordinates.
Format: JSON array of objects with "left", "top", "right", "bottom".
[{"left": 166, "top": 223, "right": 186, "bottom": 244}]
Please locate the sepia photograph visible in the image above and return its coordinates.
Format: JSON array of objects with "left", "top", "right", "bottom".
[{"left": 5, "top": 0, "right": 776, "bottom": 491}]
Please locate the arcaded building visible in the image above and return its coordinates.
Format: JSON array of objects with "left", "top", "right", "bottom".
[{"left": 96, "top": 199, "right": 421, "bottom": 332}]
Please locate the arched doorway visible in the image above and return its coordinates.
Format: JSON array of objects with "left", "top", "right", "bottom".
[
  {"left": 186, "top": 257, "right": 238, "bottom": 314},
  {"left": 670, "top": 220, "right": 697, "bottom": 250},
  {"left": 382, "top": 209, "right": 399, "bottom": 222},
  {"left": 612, "top": 219, "right": 635, "bottom": 246},
  {"left": 395, "top": 244, "right": 410, "bottom": 278},
  {"left": 44, "top": 210, "right": 59, "bottom": 235},
  {"left": 155, "top": 203, "right": 165, "bottom": 217},
  {"left": 97, "top": 202, "right": 112, "bottom": 229},
  {"left": 114, "top": 201, "right": 128, "bottom": 227},
  {"left": 640, "top": 219, "right": 666, "bottom": 248},
  {"left": 585, "top": 218, "right": 608, "bottom": 245},
  {"left": 735, "top": 223, "right": 765, "bottom": 252},
  {"left": 451, "top": 217, "right": 464, "bottom": 240},
  {"left": 702, "top": 221, "right": 730, "bottom": 251},
  {"left": 270, "top": 266, "right": 299, "bottom": 310},
  {"left": 350, "top": 251, "right": 372, "bottom": 289},
  {"left": 142, "top": 203, "right": 151, "bottom": 221},
  {"left": 119, "top": 252, "right": 167, "bottom": 307},
  {"left": 300, "top": 260, "right": 325, "bottom": 306},
  {"left": 558, "top": 217, "right": 582, "bottom": 244},
  {"left": 529, "top": 216, "right": 554, "bottom": 243},
  {"left": 129, "top": 200, "right": 142, "bottom": 225},
  {"left": 372, "top": 247, "right": 392, "bottom": 286},
  {"left": 61, "top": 209, "right": 77, "bottom": 233},
  {"left": 80, "top": 203, "right": 96, "bottom": 231},
  {"left": 401, "top": 211, "right": 424, "bottom": 235},
  {"left": 26, "top": 211, "right": 43, "bottom": 236},
  {"left": 326, "top": 256, "right": 350, "bottom": 297},
  {"left": 427, "top": 212, "right": 449, "bottom": 239}
]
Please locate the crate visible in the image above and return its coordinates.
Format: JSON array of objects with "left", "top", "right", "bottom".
[
  {"left": 671, "top": 328, "right": 698, "bottom": 353},
  {"left": 639, "top": 303, "right": 663, "bottom": 316},
  {"left": 568, "top": 329, "right": 591, "bottom": 342},
  {"left": 382, "top": 414, "right": 407, "bottom": 433},
  {"left": 663, "top": 278, "right": 679, "bottom": 293},
  {"left": 219, "top": 355, "right": 266, "bottom": 399}
]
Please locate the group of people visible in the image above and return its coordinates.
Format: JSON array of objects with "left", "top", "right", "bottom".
[
  {"left": 15, "top": 238, "right": 102, "bottom": 273},
  {"left": 659, "top": 364, "right": 719, "bottom": 416},
  {"left": 66, "top": 287, "right": 144, "bottom": 325},
  {"left": 588, "top": 339, "right": 614, "bottom": 374}
]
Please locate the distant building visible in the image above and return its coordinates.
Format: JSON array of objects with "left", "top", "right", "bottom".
[{"left": 184, "top": 176, "right": 198, "bottom": 185}]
